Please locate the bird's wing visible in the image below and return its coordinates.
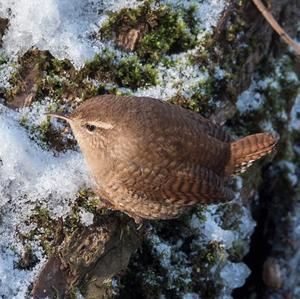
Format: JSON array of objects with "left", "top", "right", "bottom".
[
  {"left": 199, "top": 119, "right": 231, "bottom": 142},
  {"left": 161, "top": 164, "right": 234, "bottom": 204},
  {"left": 115, "top": 161, "right": 234, "bottom": 205},
  {"left": 183, "top": 109, "right": 231, "bottom": 142}
]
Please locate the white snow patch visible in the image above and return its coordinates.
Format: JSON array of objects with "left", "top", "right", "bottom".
[
  {"left": 161, "top": 0, "right": 228, "bottom": 32},
  {"left": 0, "top": 0, "right": 228, "bottom": 69},
  {"left": 290, "top": 94, "right": 300, "bottom": 131},
  {"left": 0, "top": 0, "right": 141, "bottom": 68},
  {"left": 0, "top": 62, "right": 14, "bottom": 89},
  {"left": 0, "top": 247, "right": 46, "bottom": 299},
  {"left": 183, "top": 293, "right": 200, "bottom": 299},
  {"left": 79, "top": 208, "right": 94, "bottom": 226},
  {"left": 0, "top": 0, "right": 227, "bottom": 68},
  {"left": 0, "top": 103, "right": 90, "bottom": 217},
  {"left": 134, "top": 52, "right": 208, "bottom": 100},
  {"left": 278, "top": 160, "right": 298, "bottom": 187},
  {"left": 191, "top": 204, "right": 255, "bottom": 249},
  {"left": 237, "top": 82, "right": 265, "bottom": 114},
  {"left": 0, "top": 102, "right": 91, "bottom": 298},
  {"left": 220, "top": 261, "right": 251, "bottom": 289}
]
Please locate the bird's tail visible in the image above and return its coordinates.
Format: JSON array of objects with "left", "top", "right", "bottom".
[{"left": 225, "top": 133, "right": 277, "bottom": 176}]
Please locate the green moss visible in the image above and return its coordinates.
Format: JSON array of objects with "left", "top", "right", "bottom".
[
  {"left": 217, "top": 203, "right": 243, "bottom": 231},
  {"left": 190, "top": 241, "right": 226, "bottom": 298},
  {"left": 117, "top": 55, "right": 158, "bottom": 88},
  {"left": 78, "top": 50, "right": 158, "bottom": 89},
  {"left": 20, "top": 207, "right": 62, "bottom": 256},
  {"left": 100, "top": 3, "right": 199, "bottom": 64},
  {"left": 0, "top": 53, "right": 7, "bottom": 65},
  {"left": 20, "top": 192, "right": 109, "bottom": 257},
  {"left": 168, "top": 93, "right": 200, "bottom": 112}
]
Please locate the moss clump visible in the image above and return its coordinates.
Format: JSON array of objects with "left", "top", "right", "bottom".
[
  {"left": 0, "top": 53, "right": 7, "bottom": 65},
  {"left": 217, "top": 202, "right": 243, "bottom": 231},
  {"left": 169, "top": 93, "right": 201, "bottom": 113},
  {"left": 118, "top": 209, "right": 229, "bottom": 299},
  {"left": 228, "top": 240, "right": 248, "bottom": 262},
  {"left": 100, "top": 2, "right": 199, "bottom": 64},
  {"left": 19, "top": 113, "right": 76, "bottom": 152},
  {"left": 79, "top": 50, "right": 158, "bottom": 89},
  {"left": 19, "top": 190, "right": 109, "bottom": 258},
  {"left": 20, "top": 206, "right": 63, "bottom": 256}
]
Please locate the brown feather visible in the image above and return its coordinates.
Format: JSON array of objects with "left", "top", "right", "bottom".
[
  {"left": 225, "top": 133, "right": 277, "bottom": 176},
  {"left": 51, "top": 95, "right": 278, "bottom": 221}
]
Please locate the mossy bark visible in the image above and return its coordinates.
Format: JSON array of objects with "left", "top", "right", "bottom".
[{"left": 3, "top": 0, "right": 300, "bottom": 298}]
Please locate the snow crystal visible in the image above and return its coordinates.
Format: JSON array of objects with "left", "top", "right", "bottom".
[
  {"left": 0, "top": 0, "right": 228, "bottom": 68},
  {"left": 0, "top": 0, "right": 141, "bottom": 68},
  {"left": 182, "top": 293, "right": 200, "bottom": 299},
  {"left": 191, "top": 206, "right": 235, "bottom": 248},
  {"left": 0, "top": 102, "right": 91, "bottom": 298},
  {"left": 220, "top": 262, "right": 251, "bottom": 289},
  {"left": 0, "top": 62, "right": 14, "bottom": 89},
  {"left": 236, "top": 82, "right": 265, "bottom": 114},
  {"left": 134, "top": 52, "right": 208, "bottom": 100},
  {"left": 79, "top": 208, "right": 94, "bottom": 226},
  {"left": 278, "top": 160, "right": 298, "bottom": 187},
  {"left": 290, "top": 94, "right": 300, "bottom": 131},
  {"left": 0, "top": 247, "right": 46, "bottom": 299},
  {"left": 161, "top": 0, "right": 228, "bottom": 32}
]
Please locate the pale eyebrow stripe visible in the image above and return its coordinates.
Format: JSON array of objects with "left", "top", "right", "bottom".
[{"left": 88, "top": 121, "right": 114, "bottom": 129}]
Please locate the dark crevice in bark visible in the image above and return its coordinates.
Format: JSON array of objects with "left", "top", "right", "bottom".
[{"left": 233, "top": 167, "right": 275, "bottom": 299}]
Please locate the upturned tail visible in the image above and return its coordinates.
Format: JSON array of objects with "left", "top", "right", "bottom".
[{"left": 225, "top": 133, "right": 277, "bottom": 176}]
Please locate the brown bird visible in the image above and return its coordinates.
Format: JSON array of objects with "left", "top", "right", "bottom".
[{"left": 47, "top": 95, "right": 277, "bottom": 223}]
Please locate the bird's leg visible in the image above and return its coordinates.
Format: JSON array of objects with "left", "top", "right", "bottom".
[
  {"left": 97, "top": 195, "right": 115, "bottom": 210},
  {"left": 123, "top": 211, "right": 144, "bottom": 230},
  {"left": 135, "top": 217, "right": 144, "bottom": 230}
]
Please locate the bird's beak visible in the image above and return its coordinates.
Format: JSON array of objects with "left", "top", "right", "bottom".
[{"left": 45, "top": 112, "right": 71, "bottom": 122}]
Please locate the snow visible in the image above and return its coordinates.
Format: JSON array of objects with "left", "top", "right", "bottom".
[
  {"left": 150, "top": 235, "right": 172, "bottom": 269},
  {"left": 190, "top": 202, "right": 255, "bottom": 297},
  {"left": 0, "top": 103, "right": 90, "bottom": 217},
  {"left": 278, "top": 160, "right": 298, "bottom": 187},
  {"left": 0, "top": 102, "right": 91, "bottom": 298},
  {"left": 133, "top": 51, "right": 208, "bottom": 100},
  {"left": 0, "top": 62, "right": 14, "bottom": 89},
  {"left": 220, "top": 262, "right": 251, "bottom": 289},
  {"left": 290, "top": 94, "right": 300, "bottom": 131},
  {"left": 236, "top": 81, "right": 265, "bottom": 114},
  {"left": 79, "top": 208, "right": 94, "bottom": 226},
  {"left": 0, "top": 248, "right": 44, "bottom": 299},
  {"left": 0, "top": 0, "right": 239, "bottom": 297},
  {"left": 183, "top": 293, "right": 200, "bottom": 299},
  {"left": 161, "top": 0, "right": 228, "bottom": 32},
  {"left": 0, "top": 0, "right": 141, "bottom": 68},
  {"left": 191, "top": 204, "right": 255, "bottom": 249},
  {"left": 0, "top": 0, "right": 228, "bottom": 68}
]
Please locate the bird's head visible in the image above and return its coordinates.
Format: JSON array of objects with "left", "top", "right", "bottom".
[{"left": 46, "top": 99, "right": 116, "bottom": 153}]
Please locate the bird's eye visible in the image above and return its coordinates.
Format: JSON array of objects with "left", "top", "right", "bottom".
[{"left": 85, "top": 124, "right": 96, "bottom": 132}]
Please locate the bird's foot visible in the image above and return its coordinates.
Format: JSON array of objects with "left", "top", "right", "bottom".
[{"left": 134, "top": 216, "right": 144, "bottom": 230}]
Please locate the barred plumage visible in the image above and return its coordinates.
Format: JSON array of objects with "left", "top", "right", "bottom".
[{"left": 48, "top": 95, "right": 277, "bottom": 222}]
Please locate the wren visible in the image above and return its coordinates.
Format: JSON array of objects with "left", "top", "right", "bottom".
[{"left": 47, "top": 95, "right": 277, "bottom": 223}]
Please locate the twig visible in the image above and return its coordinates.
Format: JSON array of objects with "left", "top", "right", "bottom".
[{"left": 252, "top": 0, "right": 300, "bottom": 56}]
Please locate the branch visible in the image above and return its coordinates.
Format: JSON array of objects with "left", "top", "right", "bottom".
[{"left": 252, "top": 0, "right": 300, "bottom": 56}]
